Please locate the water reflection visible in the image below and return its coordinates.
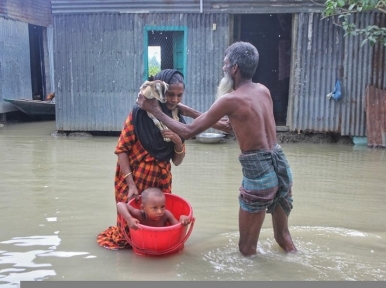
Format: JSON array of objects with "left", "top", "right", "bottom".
[
  {"left": 0, "top": 234, "right": 92, "bottom": 286},
  {"left": 0, "top": 121, "right": 385, "bottom": 285}
]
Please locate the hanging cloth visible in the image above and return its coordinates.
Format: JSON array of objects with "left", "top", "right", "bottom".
[{"left": 327, "top": 80, "right": 342, "bottom": 101}]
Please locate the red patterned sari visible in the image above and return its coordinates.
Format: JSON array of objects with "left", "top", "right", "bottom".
[{"left": 97, "top": 113, "right": 172, "bottom": 250}]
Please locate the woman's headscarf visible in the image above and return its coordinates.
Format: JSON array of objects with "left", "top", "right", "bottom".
[{"left": 132, "top": 69, "right": 186, "bottom": 162}]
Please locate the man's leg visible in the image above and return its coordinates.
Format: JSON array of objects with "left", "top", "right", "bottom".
[
  {"left": 271, "top": 205, "right": 297, "bottom": 252},
  {"left": 238, "top": 207, "right": 265, "bottom": 256}
]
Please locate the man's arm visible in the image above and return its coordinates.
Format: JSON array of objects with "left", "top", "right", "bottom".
[{"left": 137, "top": 94, "right": 229, "bottom": 139}]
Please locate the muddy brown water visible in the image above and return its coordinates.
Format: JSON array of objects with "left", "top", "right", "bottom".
[{"left": 0, "top": 121, "right": 385, "bottom": 286}]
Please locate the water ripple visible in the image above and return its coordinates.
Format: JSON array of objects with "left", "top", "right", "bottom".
[{"left": 202, "top": 226, "right": 386, "bottom": 280}]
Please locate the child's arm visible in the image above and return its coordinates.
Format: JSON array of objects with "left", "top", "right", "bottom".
[
  {"left": 179, "top": 215, "right": 191, "bottom": 226},
  {"left": 165, "top": 210, "right": 179, "bottom": 226},
  {"left": 165, "top": 210, "right": 191, "bottom": 226},
  {"left": 117, "top": 202, "right": 141, "bottom": 230}
]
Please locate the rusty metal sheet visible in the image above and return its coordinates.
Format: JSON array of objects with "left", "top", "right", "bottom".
[
  {"left": 2, "top": 0, "right": 52, "bottom": 27},
  {"left": 51, "top": 0, "right": 326, "bottom": 15},
  {"left": 371, "top": 13, "right": 386, "bottom": 90},
  {"left": 365, "top": 85, "right": 386, "bottom": 148}
]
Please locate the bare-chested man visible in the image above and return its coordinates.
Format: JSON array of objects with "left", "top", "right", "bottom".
[{"left": 137, "top": 41, "right": 297, "bottom": 257}]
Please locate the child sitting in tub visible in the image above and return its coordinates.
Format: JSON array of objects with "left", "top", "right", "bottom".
[{"left": 117, "top": 187, "right": 191, "bottom": 230}]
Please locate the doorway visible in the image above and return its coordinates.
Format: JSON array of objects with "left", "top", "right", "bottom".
[
  {"left": 234, "top": 14, "right": 292, "bottom": 126},
  {"left": 28, "top": 24, "right": 46, "bottom": 100}
]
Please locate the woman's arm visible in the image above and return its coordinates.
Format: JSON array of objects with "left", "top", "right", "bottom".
[
  {"left": 115, "top": 113, "right": 140, "bottom": 200},
  {"left": 117, "top": 153, "right": 139, "bottom": 199},
  {"left": 160, "top": 130, "right": 185, "bottom": 166},
  {"left": 177, "top": 103, "right": 201, "bottom": 119},
  {"left": 178, "top": 103, "right": 232, "bottom": 133},
  {"left": 171, "top": 142, "right": 185, "bottom": 166}
]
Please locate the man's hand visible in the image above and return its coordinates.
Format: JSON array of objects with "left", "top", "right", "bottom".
[{"left": 136, "top": 93, "right": 159, "bottom": 114}]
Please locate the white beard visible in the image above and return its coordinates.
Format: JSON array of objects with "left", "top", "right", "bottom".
[{"left": 215, "top": 73, "right": 234, "bottom": 100}]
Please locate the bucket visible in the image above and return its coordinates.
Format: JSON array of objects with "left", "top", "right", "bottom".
[{"left": 122, "top": 193, "right": 195, "bottom": 256}]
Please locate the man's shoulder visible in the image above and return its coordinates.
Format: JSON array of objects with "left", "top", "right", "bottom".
[{"left": 254, "top": 82, "right": 269, "bottom": 92}]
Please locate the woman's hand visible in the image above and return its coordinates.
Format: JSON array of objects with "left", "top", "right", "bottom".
[
  {"left": 213, "top": 118, "right": 233, "bottom": 134},
  {"left": 127, "top": 184, "right": 139, "bottom": 201},
  {"left": 161, "top": 129, "right": 182, "bottom": 145}
]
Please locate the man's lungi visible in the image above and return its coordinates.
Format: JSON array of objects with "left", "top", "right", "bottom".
[{"left": 238, "top": 144, "right": 293, "bottom": 216}]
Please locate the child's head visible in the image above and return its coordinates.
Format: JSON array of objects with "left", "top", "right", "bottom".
[{"left": 140, "top": 188, "right": 166, "bottom": 221}]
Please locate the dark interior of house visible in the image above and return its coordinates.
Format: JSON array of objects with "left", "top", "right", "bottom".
[
  {"left": 29, "top": 24, "right": 45, "bottom": 100},
  {"left": 234, "top": 14, "right": 292, "bottom": 125}
]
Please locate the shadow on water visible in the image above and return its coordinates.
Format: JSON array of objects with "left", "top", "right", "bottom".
[{"left": 0, "top": 121, "right": 385, "bottom": 285}]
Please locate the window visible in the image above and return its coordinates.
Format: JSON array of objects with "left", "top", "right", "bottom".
[{"left": 144, "top": 26, "right": 187, "bottom": 80}]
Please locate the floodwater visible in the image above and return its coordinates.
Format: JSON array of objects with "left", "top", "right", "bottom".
[{"left": 0, "top": 120, "right": 385, "bottom": 286}]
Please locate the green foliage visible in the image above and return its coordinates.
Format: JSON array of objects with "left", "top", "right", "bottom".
[
  {"left": 322, "top": 0, "right": 386, "bottom": 46},
  {"left": 148, "top": 55, "right": 161, "bottom": 78}
]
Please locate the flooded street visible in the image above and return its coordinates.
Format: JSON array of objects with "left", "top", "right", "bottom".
[{"left": 0, "top": 121, "right": 385, "bottom": 286}]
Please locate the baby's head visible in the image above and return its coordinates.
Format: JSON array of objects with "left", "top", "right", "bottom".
[{"left": 140, "top": 188, "right": 166, "bottom": 221}]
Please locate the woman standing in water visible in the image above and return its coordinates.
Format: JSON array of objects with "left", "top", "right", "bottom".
[{"left": 97, "top": 69, "right": 188, "bottom": 249}]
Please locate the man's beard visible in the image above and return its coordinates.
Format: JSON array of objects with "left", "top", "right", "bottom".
[{"left": 215, "top": 73, "right": 234, "bottom": 100}]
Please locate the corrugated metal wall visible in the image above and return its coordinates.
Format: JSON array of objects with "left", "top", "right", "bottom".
[
  {"left": 288, "top": 12, "right": 386, "bottom": 137},
  {"left": 52, "top": 1, "right": 386, "bottom": 136},
  {"left": 51, "top": 0, "right": 325, "bottom": 14},
  {"left": 365, "top": 85, "right": 386, "bottom": 147},
  {"left": 0, "top": 17, "right": 32, "bottom": 113},
  {"left": 0, "top": 1, "right": 5, "bottom": 17},
  {"left": 341, "top": 12, "right": 375, "bottom": 137},
  {"left": 0, "top": 0, "right": 52, "bottom": 27},
  {"left": 209, "top": 0, "right": 324, "bottom": 13},
  {"left": 54, "top": 13, "right": 229, "bottom": 131},
  {"left": 288, "top": 13, "right": 345, "bottom": 134}
]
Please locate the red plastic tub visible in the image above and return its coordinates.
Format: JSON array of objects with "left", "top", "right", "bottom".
[{"left": 122, "top": 193, "right": 195, "bottom": 256}]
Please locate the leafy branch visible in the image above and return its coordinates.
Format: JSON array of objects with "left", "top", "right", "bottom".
[{"left": 321, "top": 0, "right": 386, "bottom": 46}]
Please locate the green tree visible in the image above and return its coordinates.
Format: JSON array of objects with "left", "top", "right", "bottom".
[
  {"left": 148, "top": 55, "right": 161, "bottom": 78},
  {"left": 322, "top": 0, "right": 386, "bottom": 46}
]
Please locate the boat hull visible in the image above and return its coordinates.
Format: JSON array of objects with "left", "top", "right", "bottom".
[{"left": 3, "top": 99, "right": 55, "bottom": 116}]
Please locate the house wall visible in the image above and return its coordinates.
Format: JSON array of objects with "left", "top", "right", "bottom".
[
  {"left": 0, "top": 17, "right": 32, "bottom": 113},
  {"left": 365, "top": 85, "right": 386, "bottom": 147},
  {"left": 51, "top": 0, "right": 325, "bottom": 14},
  {"left": 51, "top": 1, "right": 386, "bottom": 136},
  {"left": 288, "top": 12, "right": 386, "bottom": 137},
  {"left": 0, "top": 0, "right": 52, "bottom": 115},
  {"left": 53, "top": 13, "right": 229, "bottom": 131}
]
